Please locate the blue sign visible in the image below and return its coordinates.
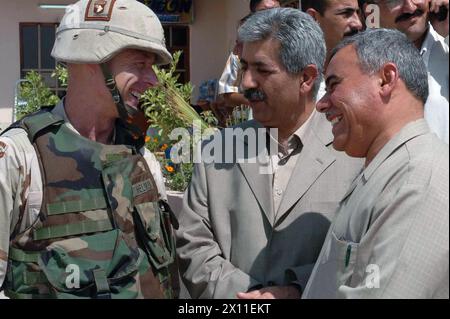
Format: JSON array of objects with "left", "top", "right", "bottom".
[{"left": 138, "top": 0, "right": 194, "bottom": 24}]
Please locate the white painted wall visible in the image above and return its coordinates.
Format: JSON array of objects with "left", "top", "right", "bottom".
[
  {"left": 189, "top": 0, "right": 249, "bottom": 101},
  {"left": 0, "top": 0, "right": 73, "bottom": 129},
  {"left": 0, "top": 0, "right": 250, "bottom": 128}
]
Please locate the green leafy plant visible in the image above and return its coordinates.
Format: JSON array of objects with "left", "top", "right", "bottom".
[
  {"left": 142, "top": 51, "right": 217, "bottom": 192},
  {"left": 51, "top": 64, "right": 68, "bottom": 87},
  {"left": 15, "top": 71, "right": 60, "bottom": 120},
  {"left": 142, "top": 51, "right": 204, "bottom": 140},
  {"left": 161, "top": 159, "right": 194, "bottom": 192}
]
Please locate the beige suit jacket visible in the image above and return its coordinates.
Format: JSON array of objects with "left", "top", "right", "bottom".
[{"left": 175, "top": 111, "right": 363, "bottom": 298}]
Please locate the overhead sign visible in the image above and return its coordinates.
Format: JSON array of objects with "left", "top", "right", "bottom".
[{"left": 138, "top": 0, "right": 194, "bottom": 24}]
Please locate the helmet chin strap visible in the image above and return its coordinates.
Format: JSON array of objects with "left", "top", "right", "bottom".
[{"left": 100, "top": 64, "right": 150, "bottom": 147}]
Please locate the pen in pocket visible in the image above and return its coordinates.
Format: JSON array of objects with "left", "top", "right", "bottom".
[{"left": 345, "top": 244, "right": 352, "bottom": 268}]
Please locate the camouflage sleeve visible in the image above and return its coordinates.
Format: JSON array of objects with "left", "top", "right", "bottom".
[
  {"left": 141, "top": 148, "right": 167, "bottom": 200},
  {"left": 0, "top": 129, "right": 39, "bottom": 290},
  {"left": 0, "top": 134, "right": 22, "bottom": 289}
]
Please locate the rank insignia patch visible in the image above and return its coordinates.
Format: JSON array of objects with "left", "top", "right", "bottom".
[
  {"left": 85, "top": 0, "right": 116, "bottom": 21},
  {"left": 0, "top": 141, "right": 7, "bottom": 159}
]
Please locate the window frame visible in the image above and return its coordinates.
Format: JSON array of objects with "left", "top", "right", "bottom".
[
  {"left": 162, "top": 24, "right": 190, "bottom": 84},
  {"left": 19, "top": 22, "right": 66, "bottom": 97}
]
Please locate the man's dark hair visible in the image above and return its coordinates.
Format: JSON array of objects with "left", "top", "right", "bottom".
[
  {"left": 250, "top": 0, "right": 261, "bottom": 12},
  {"left": 301, "top": 0, "right": 328, "bottom": 15}
]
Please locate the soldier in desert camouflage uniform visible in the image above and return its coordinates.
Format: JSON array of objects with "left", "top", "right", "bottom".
[{"left": 0, "top": 0, "right": 178, "bottom": 299}]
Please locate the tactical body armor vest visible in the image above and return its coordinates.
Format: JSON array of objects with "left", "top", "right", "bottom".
[{"left": 2, "top": 110, "right": 178, "bottom": 299}]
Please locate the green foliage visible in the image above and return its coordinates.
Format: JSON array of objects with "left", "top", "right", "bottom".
[
  {"left": 161, "top": 159, "right": 194, "bottom": 193},
  {"left": 226, "top": 105, "right": 251, "bottom": 127},
  {"left": 51, "top": 64, "right": 68, "bottom": 87},
  {"left": 201, "top": 110, "right": 219, "bottom": 127},
  {"left": 142, "top": 51, "right": 194, "bottom": 145},
  {"left": 142, "top": 51, "right": 204, "bottom": 192},
  {"left": 16, "top": 71, "right": 60, "bottom": 120}
]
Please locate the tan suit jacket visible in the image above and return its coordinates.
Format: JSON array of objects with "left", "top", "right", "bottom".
[
  {"left": 175, "top": 111, "right": 363, "bottom": 298},
  {"left": 303, "top": 120, "right": 449, "bottom": 299}
]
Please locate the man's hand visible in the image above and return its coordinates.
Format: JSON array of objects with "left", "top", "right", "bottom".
[
  {"left": 430, "top": 0, "right": 448, "bottom": 13},
  {"left": 223, "top": 93, "right": 250, "bottom": 108},
  {"left": 430, "top": 0, "right": 449, "bottom": 37},
  {"left": 236, "top": 285, "right": 301, "bottom": 299}
]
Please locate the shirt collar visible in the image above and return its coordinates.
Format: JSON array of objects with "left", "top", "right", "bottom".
[
  {"left": 268, "top": 109, "right": 316, "bottom": 159},
  {"left": 52, "top": 98, "right": 76, "bottom": 132},
  {"left": 296, "top": 109, "right": 316, "bottom": 145},
  {"left": 420, "top": 24, "right": 439, "bottom": 66},
  {"left": 363, "top": 119, "right": 430, "bottom": 181}
]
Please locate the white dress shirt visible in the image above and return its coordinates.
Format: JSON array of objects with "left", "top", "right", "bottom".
[{"left": 421, "top": 24, "right": 449, "bottom": 144}]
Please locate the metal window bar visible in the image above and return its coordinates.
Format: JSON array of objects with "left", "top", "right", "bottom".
[{"left": 13, "top": 79, "right": 32, "bottom": 123}]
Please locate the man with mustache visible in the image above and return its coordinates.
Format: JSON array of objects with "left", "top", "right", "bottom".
[
  {"left": 217, "top": 0, "right": 281, "bottom": 118},
  {"left": 0, "top": 0, "right": 178, "bottom": 299},
  {"left": 303, "top": 29, "right": 448, "bottom": 298},
  {"left": 175, "top": 8, "right": 362, "bottom": 299},
  {"left": 362, "top": 0, "right": 449, "bottom": 143},
  {"left": 302, "top": 0, "right": 364, "bottom": 100}
]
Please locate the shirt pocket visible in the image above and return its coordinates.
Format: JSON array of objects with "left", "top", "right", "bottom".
[
  {"left": 331, "top": 231, "right": 359, "bottom": 287},
  {"left": 322, "top": 231, "right": 359, "bottom": 287}
]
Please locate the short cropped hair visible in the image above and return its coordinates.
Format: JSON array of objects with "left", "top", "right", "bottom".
[
  {"left": 331, "top": 28, "right": 429, "bottom": 104},
  {"left": 301, "top": 0, "right": 329, "bottom": 15}
]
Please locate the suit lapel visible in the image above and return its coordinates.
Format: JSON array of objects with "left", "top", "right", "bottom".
[
  {"left": 235, "top": 120, "right": 275, "bottom": 225},
  {"left": 238, "top": 162, "right": 274, "bottom": 225},
  {"left": 276, "top": 111, "right": 336, "bottom": 223}
]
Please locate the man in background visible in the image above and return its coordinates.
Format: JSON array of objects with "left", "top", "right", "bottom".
[
  {"left": 362, "top": 0, "right": 449, "bottom": 143},
  {"left": 302, "top": 0, "right": 364, "bottom": 99},
  {"left": 217, "top": 0, "right": 281, "bottom": 118}
]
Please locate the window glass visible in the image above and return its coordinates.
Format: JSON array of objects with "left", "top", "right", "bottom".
[
  {"left": 161, "top": 25, "right": 190, "bottom": 84},
  {"left": 41, "top": 26, "right": 56, "bottom": 69},
  {"left": 172, "top": 27, "right": 188, "bottom": 46},
  {"left": 20, "top": 23, "right": 66, "bottom": 98},
  {"left": 22, "top": 26, "right": 38, "bottom": 69}
]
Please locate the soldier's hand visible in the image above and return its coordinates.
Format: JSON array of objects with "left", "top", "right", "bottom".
[{"left": 236, "top": 285, "right": 301, "bottom": 299}]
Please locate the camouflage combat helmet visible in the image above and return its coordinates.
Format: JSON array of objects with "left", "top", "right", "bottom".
[{"left": 51, "top": 0, "right": 172, "bottom": 65}]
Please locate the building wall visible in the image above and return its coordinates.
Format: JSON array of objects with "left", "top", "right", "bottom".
[
  {"left": 190, "top": 0, "right": 249, "bottom": 101},
  {"left": 0, "top": 0, "right": 72, "bottom": 129},
  {"left": 0, "top": 0, "right": 250, "bottom": 129}
]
